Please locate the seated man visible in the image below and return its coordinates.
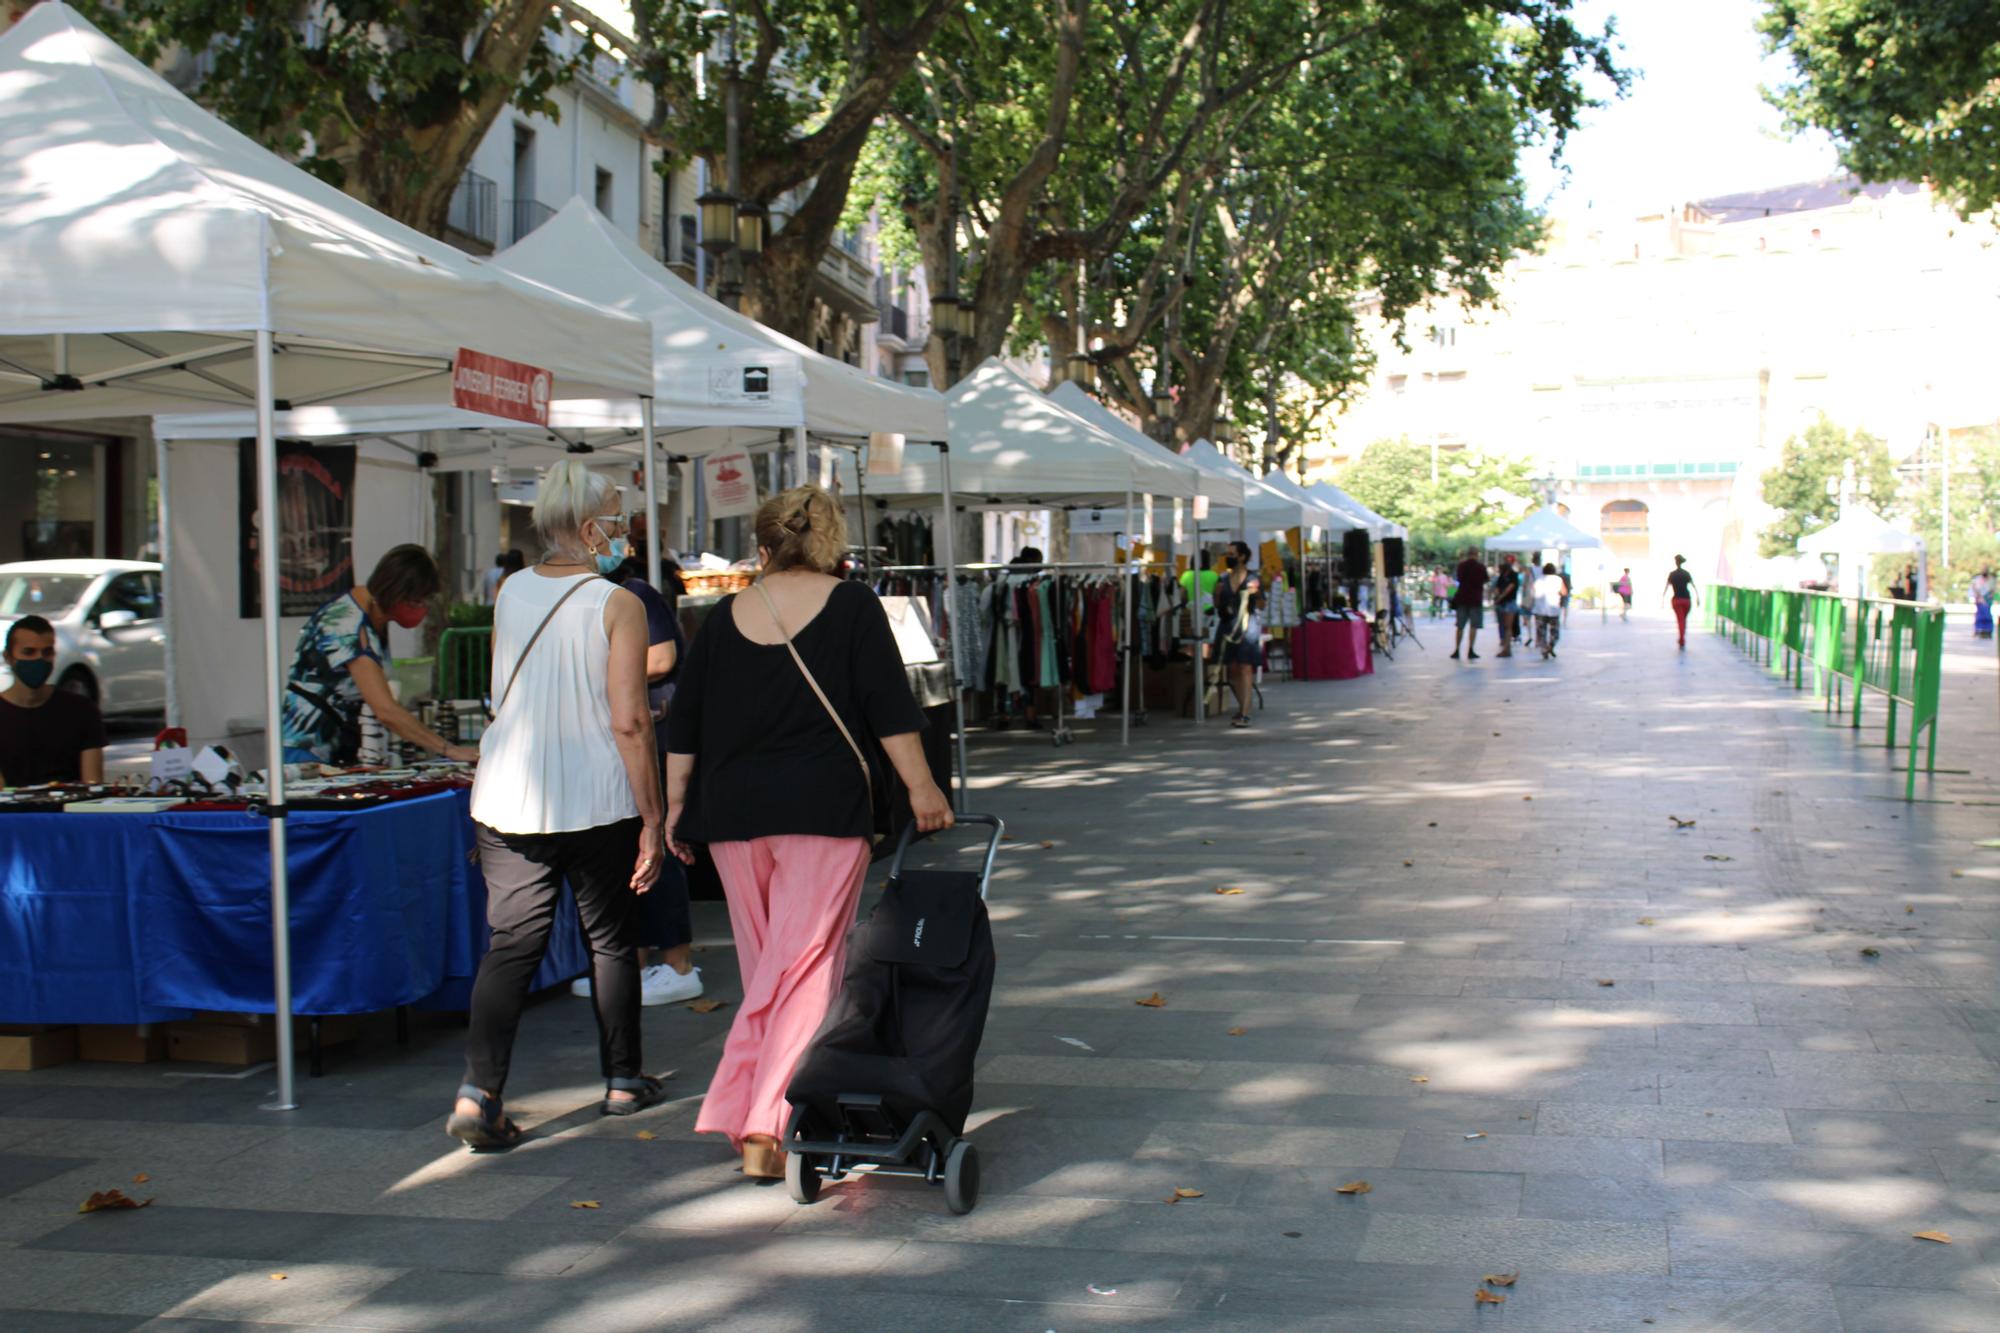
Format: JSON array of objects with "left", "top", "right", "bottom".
[{"left": 0, "top": 615, "right": 106, "bottom": 786}]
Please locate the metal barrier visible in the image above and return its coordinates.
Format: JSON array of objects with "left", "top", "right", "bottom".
[
  {"left": 1708, "top": 586, "right": 1942, "bottom": 799},
  {"left": 436, "top": 627, "right": 492, "bottom": 702}
]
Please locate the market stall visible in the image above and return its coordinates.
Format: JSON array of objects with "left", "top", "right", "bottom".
[{"left": 0, "top": 3, "right": 655, "bottom": 1106}]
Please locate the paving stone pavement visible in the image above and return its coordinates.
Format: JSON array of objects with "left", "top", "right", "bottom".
[{"left": 2, "top": 607, "right": 1997, "bottom": 1331}]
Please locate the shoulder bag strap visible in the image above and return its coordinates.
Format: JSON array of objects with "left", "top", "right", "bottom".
[
  {"left": 495, "top": 575, "right": 596, "bottom": 716},
  {"left": 753, "top": 580, "right": 874, "bottom": 793}
]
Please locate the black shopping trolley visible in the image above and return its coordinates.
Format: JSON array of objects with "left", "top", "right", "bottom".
[{"left": 781, "top": 813, "right": 1004, "bottom": 1215}]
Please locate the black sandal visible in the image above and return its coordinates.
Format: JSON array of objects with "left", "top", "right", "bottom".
[
  {"left": 446, "top": 1083, "right": 525, "bottom": 1153},
  {"left": 1231, "top": 714, "right": 1250, "bottom": 728},
  {"left": 601, "top": 1074, "right": 669, "bottom": 1117}
]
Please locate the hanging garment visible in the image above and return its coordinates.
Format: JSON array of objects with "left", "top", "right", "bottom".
[
  {"left": 1036, "top": 581, "right": 1060, "bottom": 688},
  {"left": 1089, "top": 586, "right": 1118, "bottom": 693}
]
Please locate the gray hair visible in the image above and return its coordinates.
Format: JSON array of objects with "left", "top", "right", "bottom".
[{"left": 533, "top": 459, "right": 616, "bottom": 554}]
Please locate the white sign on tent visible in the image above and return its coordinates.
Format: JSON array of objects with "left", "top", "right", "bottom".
[{"left": 703, "top": 451, "right": 761, "bottom": 519}]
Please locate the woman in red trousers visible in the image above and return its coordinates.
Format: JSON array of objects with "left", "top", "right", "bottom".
[{"left": 1664, "top": 554, "right": 1697, "bottom": 649}]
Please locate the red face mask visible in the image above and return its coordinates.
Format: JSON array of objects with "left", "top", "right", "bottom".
[{"left": 388, "top": 602, "right": 429, "bottom": 630}]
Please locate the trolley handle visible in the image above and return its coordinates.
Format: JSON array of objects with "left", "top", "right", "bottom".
[{"left": 888, "top": 812, "right": 1005, "bottom": 900}]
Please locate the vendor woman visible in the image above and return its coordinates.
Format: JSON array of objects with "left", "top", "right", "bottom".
[{"left": 281, "top": 544, "right": 477, "bottom": 766}]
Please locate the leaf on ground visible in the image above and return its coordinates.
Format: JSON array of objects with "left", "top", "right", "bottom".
[
  {"left": 1086, "top": 1284, "right": 1118, "bottom": 1296},
  {"left": 1637, "top": 917, "right": 1656, "bottom": 926},
  {"left": 1596, "top": 979, "right": 1615, "bottom": 987},
  {"left": 1334, "top": 1181, "right": 1371, "bottom": 1195},
  {"left": 1410, "top": 1075, "right": 1429, "bottom": 1084},
  {"left": 1670, "top": 816, "right": 1696, "bottom": 828},
  {"left": 570, "top": 1200, "right": 601, "bottom": 1210},
  {"left": 1474, "top": 1287, "right": 1507, "bottom": 1304},
  {"left": 269, "top": 1273, "right": 287, "bottom": 1281},
  {"left": 1913, "top": 1230, "right": 1952, "bottom": 1244},
  {"left": 78, "top": 1190, "right": 151, "bottom": 1214},
  {"left": 1522, "top": 795, "right": 1533, "bottom": 801},
  {"left": 1951, "top": 870, "right": 1965, "bottom": 878},
  {"left": 131, "top": 1173, "right": 149, "bottom": 1184},
  {"left": 1482, "top": 1272, "right": 1519, "bottom": 1287},
  {"left": 1201, "top": 839, "right": 1214, "bottom": 845},
  {"left": 1465, "top": 1132, "right": 1487, "bottom": 1140},
  {"left": 1403, "top": 859, "right": 1414, "bottom": 867},
  {"left": 1226, "top": 1027, "right": 1247, "bottom": 1036},
  {"left": 1039, "top": 841, "right": 1054, "bottom": 849},
  {"left": 1168, "top": 1187, "right": 1204, "bottom": 1202},
  {"left": 1907, "top": 905, "right": 1917, "bottom": 913},
  {"left": 1751, "top": 826, "right": 1762, "bottom": 832},
  {"left": 1136, "top": 992, "right": 1167, "bottom": 1008},
  {"left": 1859, "top": 948, "right": 1881, "bottom": 958},
  {"left": 687, "top": 998, "right": 728, "bottom": 1013},
  {"left": 634, "top": 1130, "right": 657, "bottom": 1141},
  {"left": 1214, "top": 886, "right": 1245, "bottom": 895},
  {"left": 1427, "top": 821, "right": 1438, "bottom": 828},
  {"left": 1704, "top": 854, "right": 1733, "bottom": 862}
]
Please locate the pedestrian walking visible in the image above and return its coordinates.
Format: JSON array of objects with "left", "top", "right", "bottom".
[
  {"left": 1490, "top": 553, "right": 1521, "bottom": 658},
  {"left": 666, "top": 484, "right": 953, "bottom": 1180},
  {"left": 1664, "top": 554, "right": 1697, "bottom": 650},
  {"left": 1532, "top": 561, "right": 1565, "bottom": 658},
  {"left": 1614, "top": 568, "right": 1633, "bottom": 620},
  {"left": 1429, "top": 567, "right": 1451, "bottom": 618},
  {"left": 448, "top": 461, "right": 668, "bottom": 1152},
  {"left": 1214, "top": 539, "right": 1263, "bottom": 727},
  {"left": 1972, "top": 567, "right": 1994, "bottom": 639},
  {"left": 1449, "top": 548, "right": 1488, "bottom": 660}
]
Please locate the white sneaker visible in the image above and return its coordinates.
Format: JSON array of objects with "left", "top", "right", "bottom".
[
  {"left": 640, "top": 964, "right": 703, "bottom": 1006},
  {"left": 570, "top": 976, "right": 592, "bottom": 998}
]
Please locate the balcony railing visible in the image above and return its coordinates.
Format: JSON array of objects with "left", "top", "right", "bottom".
[
  {"left": 510, "top": 198, "right": 556, "bottom": 245},
  {"left": 878, "top": 303, "right": 910, "bottom": 341},
  {"left": 446, "top": 171, "right": 498, "bottom": 246}
]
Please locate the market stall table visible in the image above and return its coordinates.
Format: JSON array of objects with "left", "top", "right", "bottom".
[
  {"left": 0, "top": 789, "right": 585, "bottom": 1039},
  {"left": 1292, "top": 617, "right": 1374, "bottom": 681}
]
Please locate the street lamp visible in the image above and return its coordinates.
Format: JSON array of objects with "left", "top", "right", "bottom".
[
  {"left": 697, "top": 189, "right": 738, "bottom": 258},
  {"left": 1065, "top": 351, "right": 1094, "bottom": 389},
  {"left": 734, "top": 199, "right": 766, "bottom": 256}
]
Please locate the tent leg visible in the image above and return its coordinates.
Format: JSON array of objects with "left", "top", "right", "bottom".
[
  {"left": 157, "top": 436, "right": 179, "bottom": 730},
  {"left": 641, "top": 398, "right": 661, "bottom": 590},
  {"left": 935, "top": 442, "right": 968, "bottom": 811},
  {"left": 1192, "top": 525, "right": 1205, "bottom": 725},
  {"left": 794, "top": 422, "right": 809, "bottom": 487},
  {"left": 1123, "top": 489, "right": 1133, "bottom": 746},
  {"left": 254, "top": 330, "right": 297, "bottom": 1112}
]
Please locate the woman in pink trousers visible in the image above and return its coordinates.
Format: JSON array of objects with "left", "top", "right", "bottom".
[{"left": 664, "top": 485, "right": 953, "bottom": 1179}]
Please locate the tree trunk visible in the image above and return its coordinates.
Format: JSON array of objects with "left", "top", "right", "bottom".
[{"left": 739, "top": 134, "right": 868, "bottom": 342}]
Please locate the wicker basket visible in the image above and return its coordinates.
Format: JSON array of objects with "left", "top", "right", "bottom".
[{"left": 682, "top": 571, "right": 755, "bottom": 595}]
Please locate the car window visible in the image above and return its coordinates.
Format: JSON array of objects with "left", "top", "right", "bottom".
[
  {"left": 95, "top": 573, "right": 161, "bottom": 622},
  {"left": 0, "top": 573, "right": 91, "bottom": 618}
]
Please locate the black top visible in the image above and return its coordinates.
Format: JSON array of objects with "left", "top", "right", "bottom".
[
  {"left": 621, "top": 576, "right": 685, "bottom": 753},
  {"left": 0, "top": 692, "right": 108, "bottom": 786},
  {"left": 1213, "top": 570, "right": 1257, "bottom": 643},
  {"left": 1454, "top": 558, "right": 1488, "bottom": 607},
  {"left": 667, "top": 579, "right": 925, "bottom": 843},
  {"left": 1492, "top": 565, "right": 1521, "bottom": 602},
  {"left": 1667, "top": 568, "right": 1695, "bottom": 600}
]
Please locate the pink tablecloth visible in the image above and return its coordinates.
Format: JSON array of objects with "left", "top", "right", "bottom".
[{"left": 1293, "top": 617, "right": 1373, "bottom": 680}]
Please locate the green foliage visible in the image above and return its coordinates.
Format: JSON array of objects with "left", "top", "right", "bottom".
[
  {"left": 1760, "top": 1, "right": 2000, "bottom": 217},
  {"left": 1337, "top": 438, "right": 1539, "bottom": 537},
  {"left": 1758, "top": 415, "right": 1898, "bottom": 558},
  {"left": 1903, "top": 425, "right": 2000, "bottom": 599}
]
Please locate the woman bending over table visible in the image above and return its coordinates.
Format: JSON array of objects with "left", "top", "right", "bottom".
[{"left": 665, "top": 484, "right": 953, "bottom": 1179}]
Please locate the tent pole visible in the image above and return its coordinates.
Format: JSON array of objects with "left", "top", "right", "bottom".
[
  {"left": 254, "top": 330, "right": 297, "bottom": 1112},
  {"left": 936, "top": 442, "right": 968, "bottom": 811},
  {"left": 641, "top": 397, "right": 661, "bottom": 590},
  {"left": 1122, "top": 488, "right": 1133, "bottom": 746},
  {"left": 1192, "top": 521, "right": 1205, "bottom": 725},
  {"left": 794, "top": 421, "right": 809, "bottom": 486},
  {"left": 157, "top": 436, "right": 179, "bottom": 730}
]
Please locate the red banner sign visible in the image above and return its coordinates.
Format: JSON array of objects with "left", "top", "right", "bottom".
[{"left": 452, "top": 347, "right": 552, "bottom": 425}]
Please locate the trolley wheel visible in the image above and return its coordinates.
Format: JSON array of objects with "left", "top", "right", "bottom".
[
  {"left": 942, "top": 1139, "right": 980, "bottom": 1215},
  {"left": 785, "top": 1149, "right": 822, "bottom": 1205}
]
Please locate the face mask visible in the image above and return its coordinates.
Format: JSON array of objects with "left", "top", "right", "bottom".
[
  {"left": 594, "top": 535, "right": 629, "bottom": 577},
  {"left": 388, "top": 603, "right": 429, "bottom": 630},
  {"left": 9, "top": 658, "right": 53, "bottom": 690}
]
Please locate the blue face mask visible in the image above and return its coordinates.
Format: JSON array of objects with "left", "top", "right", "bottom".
[
  {"left": 10, "top": 658, "right": 53, "bottom": 690},
  {"left": 594, "top": 536, "right": 629, "bottom": 576}
]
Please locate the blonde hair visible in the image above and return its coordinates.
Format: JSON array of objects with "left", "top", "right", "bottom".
[
  {"left": 755, "top": 484, "right": 846, "bottom": 574},
  {"left": 534, "top": 459, "right": 617, "bottom": 555}
]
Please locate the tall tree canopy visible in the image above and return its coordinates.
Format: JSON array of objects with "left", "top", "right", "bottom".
[
  {"left": 1760, "top": 1, "right": 2000, "bottom": 216},
  {"left": 1338, "top": 437, "right": 1538, "bottom": 538},
  {"left": 1758, "top": 415, "right": 1898, "bottom": 558}
]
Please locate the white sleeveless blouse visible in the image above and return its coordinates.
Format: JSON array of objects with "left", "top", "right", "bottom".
[{"left": 470, "top": 570, "right": 638, "bottom": 834}]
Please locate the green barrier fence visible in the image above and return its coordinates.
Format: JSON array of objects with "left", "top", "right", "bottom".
[
  {"left": 435, "top": 627, "right": 492, "bottom": 703},
  {"left": 1707, "top": 586, "right": 1942, "bottom": 800}
]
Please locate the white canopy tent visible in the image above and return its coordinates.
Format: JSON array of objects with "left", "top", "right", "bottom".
[
  {"left": 1797, "top": 508, "right": 1926, "bottom": 599},
  {"left": 0, "top": 2, "right": 657, "bottom": 1109},
  {"left": 1047, "top": 382, "right": 1240, "bottom": 512},
  {"left": 1259, "top": 469, "right": 1356, "bottom": 535},
  {"left": 1306, "top": 481, "right": 1406, "bottom": 540},
  {"left": 1485, "top": 506, "right": 1604, "bottom": 553}
]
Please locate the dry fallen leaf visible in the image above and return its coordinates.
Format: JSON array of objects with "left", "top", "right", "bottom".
[
  {"left": 1907, "top": 906, "right": 1916, "bottom": 913},
  {"left": 1913, "top": 1230, "right": 1952, "bottom": 1244},
  {"left": 78, "top": 1190, "right": 151, "bottom": 1214},
  {"left": 1704, "top": 854, "right": 1733, "bottom": 862},
  {"left": 1136, "top": 992, "right": 1167, "bottom": 1008},
  {"left": 688, "top": 998, "right": 727, "bottom": 1013},
  {"left": 1482, "top": 1272, "right": 1519, "bottom": 1287},
  {"left": 1465, "top": 1132, "right": 1487, "bottom": 1140},
  {"left": 1860, "top": 948, "right": 1881, "bottom": 958},
  {"left": 1410, "top": 1075, "right": 1429, "bottom": 1084},
  {"left": 269, "top": 1274, "right": 287, "bottom": 1282},
  {"left": 1039, "top": 841, "right": 1054, "bottom": 849},
  {"left": 571, "top": 1201, "right": 601, "bottom": 1210},
  {"left": 1402, "top": 859, "right": 1414, "bottom": 867},
  {"left": 1214, "top": 886, "right": 1245, "bottom": 895},
  {"left": 1226, "top": 1026, "right": 1247, "bottom": 1036},
  {"left": 1596, "top": 979, "right": 1615, "bottom": 987},
  {"left": 1637, "top": 917, "right": 1656, "bottom": 927},
  {"left": 634, "top": 1130, "right": 657, "bottom": 1141},
  {"left": 1168, "top": 1187, "right": 1204, "bottom": 1202},
  {"left": 1670, "top": 816, "right": 1696, "bottom": 829},
  {"left": 1474, "top": 1287, "right": 1507, "bottom": 1305},
  {"left": 1522, "top": 795, "right": 1533, "bottom": 802},
  {"left": 1335, "top": 1181, "right": 1372, "bottom": 1195},
  {"left": 1086, "top": 1284, "right": 1118, "bottom": 1296},
  {"left": 131, "top": 1173, "right": 149, "bottom": 1184}
]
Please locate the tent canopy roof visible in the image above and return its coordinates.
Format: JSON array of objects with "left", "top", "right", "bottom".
[
  {"left": 0, "top": 3, "right": 653, "bottom": 425},
  {"left": 1259, "top": 469, "right": 1359, "bottom": 533},
  {"left": 1485, "top": 505, "right": 1602, "bottom": 551},
  {"left": 1174, "top": 441, "right": 1321, "bottom": 532},
  {"left": 1306, "top": 481, "right": 1405, "bottom": 539},
  {"left": 1795, "top": 507, "right": 1925, "bottom": 555},
  {"left": 844, "top": 360, "right": 1195, "bottom": 504},
  {"left": 1046, "top": 382, "right": 1237, "bottom": 508}
]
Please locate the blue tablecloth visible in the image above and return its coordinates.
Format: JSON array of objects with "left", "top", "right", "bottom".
[{"left": 0, "top": 789, "right": 587, "bottom": 1023}]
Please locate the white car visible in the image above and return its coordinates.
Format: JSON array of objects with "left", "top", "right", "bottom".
[{"left": 0, "top": 559, "right": 166, "bottom": 717}]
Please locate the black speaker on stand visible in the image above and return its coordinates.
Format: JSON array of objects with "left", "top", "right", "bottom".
[{"left": 1382, "top": 536, "right": 1406, "bottom": 579}]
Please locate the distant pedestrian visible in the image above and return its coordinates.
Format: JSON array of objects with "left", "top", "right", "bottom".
[
  {"left": 1449, "top": 547, "right": 1487, "bottom": 661},
  {"left": 1490, "top": 554, "right": 1521, "bottom": 658},
  {"left": 1972, "top": 568, "right": 1994, "bottom": 639},
  {"left": 1614, "top": 568, "right": 1633, "bottom": 620},
  {"left": 1429, "top": 567, "right": 1451, "bottom": 618},
  {"left": 1664, "top": 554, "right": 1697, "bottom": 649},
  {"left": 481, "top": 554, "right": 505, "bottom": 605},
  {"left": 1533, "top": 562, "right": 1565, "bottom": 658}
]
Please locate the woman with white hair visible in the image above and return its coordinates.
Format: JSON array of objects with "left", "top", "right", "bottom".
[{"left": 446, "top": 460, "right": 667, "bottom": 1151}]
